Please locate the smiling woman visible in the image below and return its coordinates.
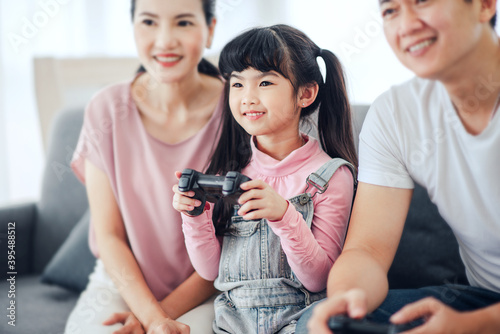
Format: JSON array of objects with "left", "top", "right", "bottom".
[{"left": 63, "top": 0, "right": 225, "bottom": 333}]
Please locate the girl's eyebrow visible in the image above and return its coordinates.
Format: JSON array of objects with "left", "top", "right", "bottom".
[{"left": 230, "top": 72, "right": 280, "bottom": 80}]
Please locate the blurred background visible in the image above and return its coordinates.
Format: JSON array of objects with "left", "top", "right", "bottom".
[{"left": 1, "top": 0, "right": 499, "bottom": 205}]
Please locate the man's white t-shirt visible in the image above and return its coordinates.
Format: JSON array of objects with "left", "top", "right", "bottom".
[{"left": 358, "top": 77, "right": 500, "bottom": 293}]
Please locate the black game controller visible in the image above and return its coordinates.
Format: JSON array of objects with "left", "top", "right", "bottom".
[
  {"left": 178, "top": 169, "right": 251, "bottom": 216},
  {"left": 329, "top": 315, "right": 415, "bottom": 334}
]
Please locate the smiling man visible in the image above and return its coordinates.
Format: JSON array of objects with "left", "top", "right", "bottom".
[{"left": 297, "top": 0, "right": 500, "bottom": 333}]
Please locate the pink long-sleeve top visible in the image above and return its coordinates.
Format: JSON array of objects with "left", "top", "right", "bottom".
[{"left": 182, "top": 135, "right": 354, "bottom": 292}]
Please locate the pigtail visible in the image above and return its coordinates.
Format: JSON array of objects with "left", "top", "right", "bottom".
[
  {"left": 316, "top": 50, "right": 358, "bottom": 173},
  {"left": 136, "top": 65, "right": 146, "bottom": 74},
  {"left": 198, "top": 58, "right": 220, "bottom": 78}
]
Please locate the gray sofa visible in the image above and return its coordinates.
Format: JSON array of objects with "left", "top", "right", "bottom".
[{"left": 0, "top": 105, "right": 467, "bottom": 334}]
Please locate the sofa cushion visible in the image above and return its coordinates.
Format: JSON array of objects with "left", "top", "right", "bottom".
[
  {"left": 34, "top": 108, "right": 89, "bottom": 273},
  {"left": 0, "top": 275, "right": 78, "bottom": 334},
  {"left": 388, "top": 183, "right": 468, "bottom": 289},
  {"left": 0, "top": 201, "right": 37, "bottom": 278},
  {"left": 41, "top": 209, "right": 95, "bottom": 292}
]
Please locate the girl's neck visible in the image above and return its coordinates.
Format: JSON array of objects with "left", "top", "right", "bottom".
[{"left": 254, "top": 133, "right": 305, "bottom": 161}]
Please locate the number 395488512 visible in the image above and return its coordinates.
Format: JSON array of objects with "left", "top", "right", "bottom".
[{"left": 7, "top": 222, "right": 16, "bottom": 271}]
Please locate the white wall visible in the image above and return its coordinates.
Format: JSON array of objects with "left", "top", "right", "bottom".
[
  {"left": 287, "top": 0, "right": 414, "bottom": 103},
  {"left": 1, "top": 0, "right": 45, "bottom": 205},
  {"left": 0, "top": 2, "right": 8, "bottom": 204}
]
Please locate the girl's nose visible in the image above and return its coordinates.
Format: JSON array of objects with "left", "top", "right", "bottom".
[
  {"left": 242, "top": 90, "right": 259, "bottom": 105},
  {"left": 242, "top": 96, "right": 258, "bottom": 105}
]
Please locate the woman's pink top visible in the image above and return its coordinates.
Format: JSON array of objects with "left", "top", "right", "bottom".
[
  {"left": 71, "top": 79, "right": 223, "bottom": 300},
  {"left": 182, "top": 136, "right": 354, "bottom": 292}
]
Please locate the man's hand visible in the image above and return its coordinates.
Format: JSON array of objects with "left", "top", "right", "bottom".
[
  {"left": 307, "top": 289, "right": 369, "bottom": 334},
  {"left": 391, "top": 297, "right": 478, "bottom": 334}
]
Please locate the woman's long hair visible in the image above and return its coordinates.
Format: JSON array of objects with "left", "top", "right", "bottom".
[{"left": 207, "top": 24, "right": 358, "bottom": 234}]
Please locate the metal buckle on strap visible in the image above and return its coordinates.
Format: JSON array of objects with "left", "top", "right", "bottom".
[{"left": 304, "top": 173, "right": 329, "bottom": 197}]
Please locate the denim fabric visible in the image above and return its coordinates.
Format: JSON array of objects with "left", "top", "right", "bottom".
[
  {"left": 213, "top": 195, "right": 325, "bottom": 334},
  {"left": 294, "top": 300, "right": 322, "bottom": 334},
  {"left": 212, "top": 159, "right": 356, "bottom": 334},
  {"left": 295, "top": 285, "right": 500, "bottom": 333},
  {"left": 369, "top": 284, "right": 500, "bottom": 323}
]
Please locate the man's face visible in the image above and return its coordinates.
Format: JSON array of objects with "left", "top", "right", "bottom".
[{"left": 380, "top": 0, "right": 488, "bottom": 81}]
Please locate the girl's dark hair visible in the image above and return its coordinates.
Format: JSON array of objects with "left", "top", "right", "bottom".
[
  {"left": 207, "top": 24, "right": 358, "bottom": 234},
  {"left": 130, "top": 0, "right": 219, "bottom": 78}
]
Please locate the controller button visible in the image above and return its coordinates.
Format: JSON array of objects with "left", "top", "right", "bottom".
[
  {"left": 223, "top": 181, "right": 235, "bottom": 192},
  {"left": 183, "top": 169, "right": 194, "bottom": 176},
  {"left": 178, "top": 178, "right": 189, "bottom": 190}
]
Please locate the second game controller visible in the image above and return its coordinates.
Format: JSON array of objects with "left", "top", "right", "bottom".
[{"left": 328, "top": 315, "right": 415, "bottom": 334}]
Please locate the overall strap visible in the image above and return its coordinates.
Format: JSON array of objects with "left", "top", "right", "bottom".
[{"left": 304, "top": 158, "right": 357, "bottom": 197}]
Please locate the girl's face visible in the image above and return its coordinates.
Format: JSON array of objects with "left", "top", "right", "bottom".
[
  {"left": 229, "top": 67, "right": 302, "bottom": 142},
  {"left": 133, "top": 0, "right": 215, "bottom": 83}
]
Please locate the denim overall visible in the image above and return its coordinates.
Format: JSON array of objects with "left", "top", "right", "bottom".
[{"left": 213, "top": 159, "right": 357, "bottom": 334}]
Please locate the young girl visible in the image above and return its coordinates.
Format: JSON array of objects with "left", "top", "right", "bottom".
[
  {"left": 66, "top": 0, "right": 223, "bottom": 333},
  {"left": 173, "top": 24, "right": 357, "bottom": 333}
]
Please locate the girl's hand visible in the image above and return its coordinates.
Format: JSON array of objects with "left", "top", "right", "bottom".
[
  {"left": 172, "top": 171, "right": 204, "bottom": 216},
  {"left": 147, "top": 318, "right": 190, "bottom": 334},
  {"left": 103, "top": 312, "right": 145, "bottom": 334},
  {"left": 237, "top": 179, "right": 288, "bottom": 221}
]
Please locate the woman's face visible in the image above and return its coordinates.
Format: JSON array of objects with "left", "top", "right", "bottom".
[{"left": 133, "top": 0, "right": 215, "bottom": 83}]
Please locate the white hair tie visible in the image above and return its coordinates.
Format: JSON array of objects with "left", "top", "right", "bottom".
[{"left": 316, "top": 54, "right": 327, "bottom": 84}]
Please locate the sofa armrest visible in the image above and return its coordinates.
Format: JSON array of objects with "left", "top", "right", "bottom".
[{"left": 0, "top": 201, "right": 37, "bottom": 278}]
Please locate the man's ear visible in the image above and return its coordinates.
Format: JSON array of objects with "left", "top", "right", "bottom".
[
  {"left": 206, "top": 17, "right": 217, "bottom": 49},
  {"left": 298, "top": 83, "right": 320, "bottom": 108},
  {"left": 479, "top": 0, "right": 497, "bottom": 25}
]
